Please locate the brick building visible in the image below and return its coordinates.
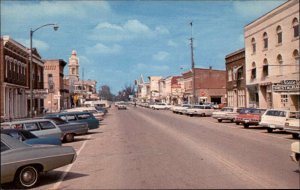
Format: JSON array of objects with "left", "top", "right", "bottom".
[{"left": 225, "top": 48, "right": 246, "bottom": 108}]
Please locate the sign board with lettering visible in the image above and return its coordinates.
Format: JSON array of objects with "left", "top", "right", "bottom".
[{"left": 272, "top": 80, "right": 300, "bottom": 92}]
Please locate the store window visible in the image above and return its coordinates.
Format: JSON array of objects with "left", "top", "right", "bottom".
[{"left": 281, "top": 95, "right": 288, "bottom": 108}]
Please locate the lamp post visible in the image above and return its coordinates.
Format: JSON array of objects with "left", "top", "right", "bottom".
[
  {"left": 189, "top": 21, "right": 196, "bottom": 105},
  {"left": 29, "top": 23, "right": 58, "bottom": 118}
]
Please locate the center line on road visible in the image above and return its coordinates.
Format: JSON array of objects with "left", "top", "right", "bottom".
[{"left": 49, "top": 135, "right": 91, "bottom": 190}]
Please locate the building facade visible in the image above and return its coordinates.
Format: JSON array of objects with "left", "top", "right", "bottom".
[
  {"left": 43, "top": 59, "right": 69, "bottom": 113},
  {"left": 245, "top": 0, "right": 299, "bottom": 111},
  {"left": 148, "top": 76, "right": 162, "bottom": 102},
  {"left": 225, "top": 48, "right": 246, "bottom": 108}
]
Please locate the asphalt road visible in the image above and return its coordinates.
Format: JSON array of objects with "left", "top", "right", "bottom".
[{"left": 10, "top": 105, "right": 300, "bottom": 189}]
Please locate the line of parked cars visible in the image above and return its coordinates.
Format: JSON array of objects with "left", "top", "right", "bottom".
[{"left": 1, "top": 105, "right": 109, "bottom": 188}]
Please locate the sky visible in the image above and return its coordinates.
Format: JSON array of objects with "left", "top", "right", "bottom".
[{"left": 1, "top": 0, "right": 286, "bottom": 94}]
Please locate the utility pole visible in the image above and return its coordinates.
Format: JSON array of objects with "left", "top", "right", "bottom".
[{"left": 190, "top": 21, "right": 196, "bottom": 105}]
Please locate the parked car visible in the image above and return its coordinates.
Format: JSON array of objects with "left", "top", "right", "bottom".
[
  {"left": 151, "top": 103, "right": 172, "bottom": 110},
  {"left": 290, "top": 141, "right": 300, "bottom": 163},
  {"left": 65, "top": 107, "right": 104, "bottom": 120},
  {"left": 283, "top": 112, "right": 300, "bottom": 139},
  {"left": 47, "top": 117, "right": 89, "bottom": 142},
  {"left": 1, "top": 119, "right": 62, "bottom": 140},
  {"left": 95, "top": 106, "right": 108, "bottom": 114},
  {"left": 234, "top": 108, "right": 266, "bottom": 128},
  {"left": 185, "top": 105, "right": 214, "bottom": 117},
  {"left": 212, "top": 107, "right": 243, "bottom": 123},
  {"left": 1, "top": 134, "right": 76, "bottom": 188},
  {"left": 259, "top": 109, "right": 299, "bottom": 133},
  {"left": 171, "top": 104, "right": 192, "bottom": 114},
  {"left": 45, "top": 111, "right": 99, "bottom": 130},
  {"left": 1, "top": 129, "right": 61, "bottom": 146}
]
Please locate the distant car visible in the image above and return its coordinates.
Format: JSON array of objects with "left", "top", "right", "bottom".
[
  {"left": 185, "top": 105, "right": 214, "bottom": 117},
  {"left": 117, "top": 103, "right": 127, "bottom": 110},
  {"left": 259, "top": 109, "right": 299, "bottom": 133},
  {"left": 95, "top": 106, "right": 108, "bottom": 114},
  {"left": 234, "top": 108, "right": 266, "bottom": 128},
  {"left": 1, "top": 119, "right": 62, "bottom": 140},
  {"left": 212, "top": 107, "right": 243, "bottom": 123},
  {"left": 151, "top": 103, "right": 172, "bottom": 110},
  {"left": 171, "top": 104, "right": 192, "bottom": 114},
  {"left": 47, "top": 117, "right": 89, "bottom": 142},
  {"left": 1, "top": 129, "right": 61, "bottom": 146},
  {"left": 290, "top": 141, "right": 300, "bottom": 163},
  {"left": 1, "top": 134, "right": 76, "bottom": 188},
  {"left": 45, "top": 111, "right": 99, "bottom": 130}
]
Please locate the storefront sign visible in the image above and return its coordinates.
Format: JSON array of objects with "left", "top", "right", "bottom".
[
  {"left": 25, "top": 89, "right": 49, "bottom": 94},
  {"left": 273, "top": 80, "right": 300, "bottom": 92}
]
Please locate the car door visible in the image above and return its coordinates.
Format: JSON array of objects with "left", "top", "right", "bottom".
[{"left": 23, "top": 122, "right": 42, "bottom": 137}]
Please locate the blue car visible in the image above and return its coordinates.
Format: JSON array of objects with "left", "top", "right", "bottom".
[{"left": 1, "top": 129, "right": 62, "bottom": 146}]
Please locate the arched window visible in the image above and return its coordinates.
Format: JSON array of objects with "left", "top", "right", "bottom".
[
  {"left": 292, "top": 18, "right": 299, "bottom": 37},
  {"left": 276, "top": 26, "right": 282, "bottom": 44},
  {"left": 277, "top": 54, "right": 283, "bottom": 75},
  {"left": 251, "top": 38, "right": 256, "bottom": 53},
  {"left": 293, "top": 49, "right": 299, "bottom": 63},
  {"left": 263, "top": 59, "right": 268, "bottom": 77},
  {"left": 251, "top": 62, "right": 256, "bottom": 79},
  {"left": 263, "top": 32, "right": 268, "bottom": 49}
]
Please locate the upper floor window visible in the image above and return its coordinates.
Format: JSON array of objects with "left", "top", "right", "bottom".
[
  {"left": 276, "top": 26, "right": 282, "bottom": 44},
  {"left": 263, "top": 32, "right": 268, "bottom": 49},
  {"left": 228, "top": 69, "right": 232, "bottom": 81},
  {"left": 237, "top": 67, "right": 243, "bottom": 80},
  {"left": 251, "top": 38, "right": 256, "bottom": 53},
  {"left": 277, "top": 54, "right": 283, "bottom": 75},
  {"left": 293, "top": 49, "right": 299, "bottom": 63},
  {"left": 251, "top": 62, "right": 256, "bottom": 79},
  {"left": 292, "top": 18, "right": 299, "bottom": 38},
  {"left": 263, "top": 58, "right": 269, "bottom": 77}
]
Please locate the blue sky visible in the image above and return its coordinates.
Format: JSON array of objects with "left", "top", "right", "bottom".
[{"left": 1, "top": 0, "right": 286, "bottom": 94}]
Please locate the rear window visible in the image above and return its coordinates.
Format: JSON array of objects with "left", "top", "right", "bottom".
[
  {"left": 1, "top": 142, "right": 10, "bottom": 152},
  {"left": 39, "top": 121, "right": 56, "bottom": 130},
  {"left": 77, "top": 113, "right": 92, "bottom": 120}
]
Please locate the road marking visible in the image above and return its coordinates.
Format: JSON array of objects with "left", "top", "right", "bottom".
[{"left": 49, "top": 135, "right": 91, "bottom": 190}]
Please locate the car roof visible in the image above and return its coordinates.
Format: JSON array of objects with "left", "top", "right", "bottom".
[
  {"left": 1, "top": 118, "right": 54, "bottom": 125},
  {"left": 46, "top": 111, "right": 91, "bottom": 116}
]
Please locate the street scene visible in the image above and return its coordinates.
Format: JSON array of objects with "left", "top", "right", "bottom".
[{"left": 1, "top": 0, "right": 300, "bottom": 189}]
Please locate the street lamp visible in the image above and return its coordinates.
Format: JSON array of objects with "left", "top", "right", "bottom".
[
  {"left": 189, "top": 21, "right": 196, "bottom": 105},
  {"left": 29, "top": 23, "right": 59, "bottom": 118}
]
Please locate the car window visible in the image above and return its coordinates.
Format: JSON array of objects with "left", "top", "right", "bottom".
[
  {"left": 77, "top": 113, "right": 91, "bottom": 120},
  {"left": 50, "top": 118, "right": 68, "bottom": 125},
  {"left": 66, "top": 115, "right": 77, "bottom": 121},
  {"left": 20, "top": 130, "right": 37, "bottom": 139},
  {"left": 1, "top": 142, "right": 10, "bottom": 152},
  {"left": 266, "top": 110, "right": 286, "bottom": 117},
  {"left": 39, "top": 121, "right": 56, "bottom": 130},
  {"left": 8, "top": 131, "right": 24, "bottom": 141},
  {"left": 24, "top": 123, "right": 40, "bottom": 131}
]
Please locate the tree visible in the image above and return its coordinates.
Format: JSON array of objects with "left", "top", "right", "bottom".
[
  {"left": 98, "top": 85, "right": 113, "bottom": 101},
  {"left": 115, "top": 84, "right": 135, "bottom": 101}
]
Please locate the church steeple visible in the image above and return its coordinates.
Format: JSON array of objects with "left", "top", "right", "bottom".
[{"left": 68, "top": 50, "right": 79, "bottom": 82}]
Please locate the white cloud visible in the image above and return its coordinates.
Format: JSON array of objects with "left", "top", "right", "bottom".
[
  {"left": 233, "top": 1, "right": 286, "bottom": 18},
  {"left": 90, "top": 19, "right": 169, "bottom": 42},
  {"left": 167, "top": 40, "right": 178, "bottom": 47},
  {"left": 152, "top": 51, "right": 169, "bottom": 61},
  {"left": 15, "top": 38, "right": 49, "bottom": 51},
  {"left": 86, "top": 43, "right": 122, "bottom": 55}
]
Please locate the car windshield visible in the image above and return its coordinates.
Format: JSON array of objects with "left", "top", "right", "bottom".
[{"left": 221, "top": 108, "right": 233, "bottom": 112}]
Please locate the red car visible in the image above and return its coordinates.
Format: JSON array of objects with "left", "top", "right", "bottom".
[{"left": 235, "top": 108, "right": 266, "bottom": 128}]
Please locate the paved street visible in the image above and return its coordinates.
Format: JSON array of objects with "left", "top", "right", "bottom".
[{"left": 15, "top": 106, "right": 300, "bottom": 189}]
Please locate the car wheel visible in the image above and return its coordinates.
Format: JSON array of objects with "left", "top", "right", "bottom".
[
  {"left": 15, "top": 165, "right": 39, "bottom": 189},
  {"left": 64, "top": 133, "right": 75, "bottom": 142},
  {"left": 218, "top": 119, "right": 222, "bottom": 123},
  {"left": 190, "top": 114, "right": 193, "bottom": 117},
  {"left": 244, "top": 124, "right": 249, "bottom": 128},
  {"left": 267, "top": 128, "right": 273, "bottom": 133},
  {"left": 235, "top": 122, "right": 239, "bottom": 125},
  {"left": 201, "top": 113, "right": 205, "bottom": 117}
]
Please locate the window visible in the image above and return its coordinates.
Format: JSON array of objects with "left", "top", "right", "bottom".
[
  {"left": 263, "top": 59, "right": 268, "bottom": 77},
  {"left": 237, "top": 67, "right": 243, "bottom": 80},
  {"left": 292, "top": 18, "right": 299, "bottom": 38},
  {"left": 251, "top": 38, "right": 256, "bottom": 53},
  {"left": 251, "top": 62, "right": 256, "bottom": 79},
  {"left": 277, "top": 54, "right": 283, "bottom": 75},
  {"left": 228, "top": 69, "right": 232, "bottom": 81},
  {"left": 281, "top": 95, "right": 288, "bottom": 108},
  {"left": 24, "top": 123, "right": 39, "bottom": 131},
  {"left": 1, "top": 142, "right": 10, "bottom": 152},
  {"left": 77, "top": 113, "right": 91, "bottom": 120},
  {"left": 276, "top": 26, "right": 282, "bottom": 44},
  {"left": 39, "top": 121, "right": 56, "bottom": 130},
  {"left": 263, "top": 32, "right": 268, "bottom": 49},
  {"left": 293, "top": 49, "right": 299, "bottom": 63}
]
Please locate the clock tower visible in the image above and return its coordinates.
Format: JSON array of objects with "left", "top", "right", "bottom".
[{"left": 68, "top": 50, "right": 79, "bottom": 82}]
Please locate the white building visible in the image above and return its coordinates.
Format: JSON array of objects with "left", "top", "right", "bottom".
[{"left": 244, "top": 0, "right": 299, "bottom": 111}]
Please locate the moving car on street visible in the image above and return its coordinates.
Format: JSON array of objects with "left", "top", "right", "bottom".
[{"left": 1, "top": 134, "right": 76, "bottom": 188}]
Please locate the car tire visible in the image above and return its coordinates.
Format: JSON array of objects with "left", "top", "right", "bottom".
[
  {"left": 267, "top": 128, "right": 273, "bottom": 133},
  {"left": 235, "top": 122, "right": 239, "bottom": 125},
  {"left": 15, "top": 165, "right": 39, "bottom": 189},
  {"left": 64, "top": 133, "right": 75, "bottom": 142},
  {"left": 190, "top": 114, "right": 193, "bottom": 117},
  {"left": 201, "top": 113, "right": 205, "bottom": 117},
  {"left": 218, "top": 119, "right": 222, "bottom": 123},
  {"left": 244, "top": 124, "right": 249, "bottom": 128},
  {"left": 292, "top": 133, "right": 299, "bottom": 139}
]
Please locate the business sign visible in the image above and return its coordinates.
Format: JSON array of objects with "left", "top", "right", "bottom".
[{"left": 272, "top": 80, "right": 300, "bottom": 92}]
